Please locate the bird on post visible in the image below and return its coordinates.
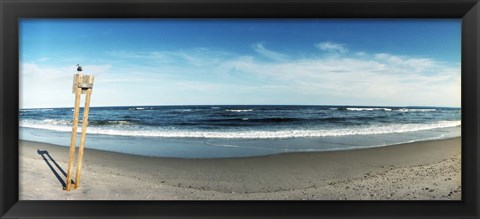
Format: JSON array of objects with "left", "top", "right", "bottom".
[{"left": 76, "top": 64, "right": 83, "bottom": 73}]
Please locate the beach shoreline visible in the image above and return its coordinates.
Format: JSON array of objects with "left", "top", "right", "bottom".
[{"left": 19, "top": 137, "right": 461, "bottom": 200}]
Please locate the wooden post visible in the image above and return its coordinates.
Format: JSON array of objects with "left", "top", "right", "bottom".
[
  {"left": 66, "top": 73, "right": 94, "bottom": 191},
  {"left": 66, "top": 74, "right": 82, "bottom": 191},
  {"left": 74, "top": 75, "right": 94, "bottom": 189}
]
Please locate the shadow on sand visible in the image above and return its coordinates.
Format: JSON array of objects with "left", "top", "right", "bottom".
[{"left": 37, "top": 149, "right": 74, "bottom": 189}]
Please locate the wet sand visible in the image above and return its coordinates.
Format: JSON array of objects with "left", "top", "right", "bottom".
[{"left": 19, "top": 137, "right": 461, "bottom": 200}]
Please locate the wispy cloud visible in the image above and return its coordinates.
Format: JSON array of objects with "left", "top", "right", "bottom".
[
  {"left": 20, "top": 63, "right": 111, "bottom": 79},
  {"left": 252, "top": 42, "right": 288, "bottom": 61},
  {"left": 373, "top": 53, "right": 437, "bottom": 73},
  {"left": 20, "top": 43, "right": 460, "bottom": 108},
  {"left": 315, "top": 41, "right": 348, "bottom": 54},
  {"left": 214, "top": 42, "right": 459, "bottom": 106},
  {"left": 20, "top": 63, "right": 112, "bottom": 108},
  {"left": 106, "top": 48, "right": 233, "bottom": 67},
  {"left": 37, "top": 57, "right": 49, "bottom": 62}
]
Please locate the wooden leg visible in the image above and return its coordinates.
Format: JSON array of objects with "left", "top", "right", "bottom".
[
  {"left": 74, "top": 88, "right": 92, "bottom": 189},
  {"left": 66, "top": 87, "right": 81, "bottom": 191}
]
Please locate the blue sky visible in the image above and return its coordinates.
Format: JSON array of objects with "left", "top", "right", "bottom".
[{"left": 20, "top": 19, "right": 461, "bottom": 108}]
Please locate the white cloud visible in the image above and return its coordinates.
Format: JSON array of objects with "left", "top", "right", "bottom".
[
  {"left": 374, "top": 53, "right": 436, "bottom": 72},
  {"left": 252, "top": 42, "right": 288, "bottom": 61},
  {"left": 315, "top": 41, "right": 348, "bottom": 54},
  {"left": 105, "top": 50, "right": 175, "bottom": 63},
  {"left": 217, "top": 53, "right": 460, "bottom": 107},
  {"left": 355, "top": 51, "right": 367, "bottom": 56},
  {"left": 20, "top": 45, "right": 461, "bottom": 108},
  {"left": 106, "top": 48, "right": 232, "bottom": 67},
  {"left": 37, "top": 57, "right": 49, "bottom": 62},
  {"left": 20, "top": 63, "right": 112, "bottom": 108}
]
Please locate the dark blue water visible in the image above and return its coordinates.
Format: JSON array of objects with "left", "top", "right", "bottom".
[{"left": 19, "top": 105, "right": 461, "bottom": 158}]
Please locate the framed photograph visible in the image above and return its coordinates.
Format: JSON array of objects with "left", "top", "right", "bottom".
[{"left": 1, "top": 0, "right": 479, "bottom": 218}]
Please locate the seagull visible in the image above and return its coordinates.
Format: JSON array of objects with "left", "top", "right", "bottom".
[{"left": 76, "top": 64, "right": 83, "bottom": 72}]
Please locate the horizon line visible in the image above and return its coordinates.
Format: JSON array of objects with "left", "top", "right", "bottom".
[{"left": 20, "top": 104, "right": 462, "bottom": 110}]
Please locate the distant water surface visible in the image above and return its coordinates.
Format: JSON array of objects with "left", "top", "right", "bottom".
[{"left": 20, "top": 105, "right": 461, "bottom": 158}]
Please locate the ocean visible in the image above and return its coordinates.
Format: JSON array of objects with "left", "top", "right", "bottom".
[{"left": 19, "top": 105, "right": 461, "bottom": 158}]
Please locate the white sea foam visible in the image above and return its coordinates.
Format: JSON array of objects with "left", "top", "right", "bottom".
[
  {"left": 345, "top": 107, "right": 437, "bottom": 112},
  {"left": 225, "top": 109, "right": 253, "bottom": 112},
  {"left": 42, "top": 119, "right": 70, "bottom": 125},
  {"left": 20, "top": 120, "right": 461, "bottom": 139},
  {"left": 27, "top": 108, "right": 54, "bottom": 111},
  {"left": 128, "top": 107, "right": 151, "bottom": 110},
  {"left": 20, "top": 120, "right": 72, "bottom": 132},
  {"left": 398, "top": 108, "right": 436, "bottom": 112},
  {"left": 346, "top": 108, "right": 392, "bottom": 111}
]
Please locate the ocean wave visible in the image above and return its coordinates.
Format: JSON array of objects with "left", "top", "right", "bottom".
[
  {"left": 172, "top": 109, "right": 192, "bottom": 112},
  {"left": 398, "top": 108, "right": 436, "bottom": 112},
  {"left": 42, "top": 119, "right": 71, "bottom": 125},
  {"left": 168, "top": 116, "right": 388, "bottom": 127},
  {"left": 199, "top": 116, "right": 386, "bottom": 125},
  {"left": 23, "top": 119, "right": 142, "bottom": 127},
  {"left": 20, "top": 108, "right": 55, "bottom": 112},
  {"left": 20, "top": 120, "right": 461, "bottom": 139},
  {"left": 343, "top": 107, "right": 438, "bottom": 112},
  {"left": 128, "top": 107, "right": 154, "bottom": 110},
  {"left": 346, "top": 107, "right": 392, "bottom": 111},
  {"left": 203, "top": 117, "right": 301, "bottom": 123},
  {"left": 225, "top": 109, "right": 253, "bottom": 112},
  {"left": 89, "top": 120, "right": 140, "bottom": 126}
]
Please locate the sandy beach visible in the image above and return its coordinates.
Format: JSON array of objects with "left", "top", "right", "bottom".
[{"left": 19, "top": 137, "right": 461, "bottom": 200}]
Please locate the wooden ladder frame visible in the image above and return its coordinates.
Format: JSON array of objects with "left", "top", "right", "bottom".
[{"left": 65, "top": 73, "right": 94, "bottom": 191}]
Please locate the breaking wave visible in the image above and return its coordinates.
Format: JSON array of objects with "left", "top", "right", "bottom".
[{"left": 20, "top": 120, "right": 460, "bottom": 139}]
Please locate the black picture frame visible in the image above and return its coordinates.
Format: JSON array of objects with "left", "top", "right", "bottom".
[{"left": 1, "top": 0, "right": 479, "bottom": 218}]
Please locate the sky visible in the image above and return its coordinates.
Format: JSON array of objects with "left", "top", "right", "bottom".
[{"left": 19, "top": 19, "right": 461, "bottom": 108}]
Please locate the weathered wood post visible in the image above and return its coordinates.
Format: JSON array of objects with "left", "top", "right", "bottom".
[
  {"left": 66, "top": 73, "right": 94, "bottom": 191},
  {"left": 74, "top": 75, "right": 94, "bottom": 189}
]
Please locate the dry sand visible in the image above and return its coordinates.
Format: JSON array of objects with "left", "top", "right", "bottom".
[{"left": 19, "top": 138, "right": 461, "bottom": 200}]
